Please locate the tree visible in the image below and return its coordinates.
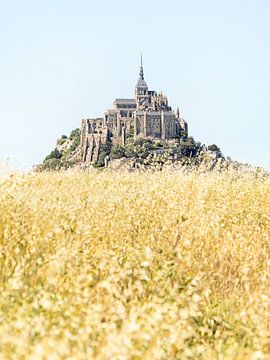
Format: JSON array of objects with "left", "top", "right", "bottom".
[
  {"left": 98, "top": 142, "right": 112, "bottom": 166},
  {"left": 208, "top": 144, "right": 220, "bottom": 152},
  {"left": 42, "top": 158, "right": 62, "bottom": 170},
  {"left": 110, "top": 144, "right": 126, "bottom": 160},
  {"left": 178, "top": 137, "right": 201, "bottom": 158},
  {"left": 180, "top": 131, "right": 188, "bottom": 140},
  {"left": 70, "top": 128, "right": 81, "bottom": 140},
  {"left": 44, "top": 148, "right": 62, "bottom": 161},
  {"left": 57, "top": 135, "right": 68, "bottom": 146},
  {"left": 208, "top": 144, "right": 223, "bottom": 157},
  {"left": 69, "top": 128, "right": 81, "bottom": 150},
  {"left": 133, "top": 137, "right": 146, "bottom": 147}
]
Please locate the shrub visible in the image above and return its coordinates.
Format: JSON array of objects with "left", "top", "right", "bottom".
[
  {"left": 57, "top": 138, "right": 67, "bottom": 146},
  {"left": 70, "top": 142, "right": 79, "bottom": 152},
  {"left": 126, "top": 129, "right": 134, "bottom": 140},
  {"left": 70, "top": 128, "right": 81, "bottom": 140},
  {"left": 133, "top": 137, "right": 147, "bottom": 147},
  {"left": 98, "top": 142, "right": 112, "bottom": 166},
  {"left": 44, "top": 148, "right": 62, "bottom": 161},
  {"left": 42, "top": 158, "right": 62, "bottom": 170},
  {"left": 208, "top": 144, "right": 223, "bottom": 157},
  {"left": 69, "top": 128, "right": 81, "bottom": 148},
  {"left": 177, "top": 137, "right": 202, "bottom": 158},
  {"left": 110, "top": 144, "right": 126, "bottom": 160}
]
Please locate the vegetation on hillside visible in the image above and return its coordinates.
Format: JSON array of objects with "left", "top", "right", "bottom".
[
  {"left": 110, "top": 136, "right": 223, "bottom": 167},
  {"left": 40, "top": 128, "right": 224, "bottom": 171},
  {"left": 0, "top": 169, "right": 269, "bottom": 358},
  {"left": 41, "top": 128, "right": 81, "bottom": 171}
]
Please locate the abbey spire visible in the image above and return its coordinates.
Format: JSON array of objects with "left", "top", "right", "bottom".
[
  {"left": 136, "top": 54, "right": 148, "bottom": 88},
  {"left": 139, "top": 53, "right": 144, "bottom": 80}
]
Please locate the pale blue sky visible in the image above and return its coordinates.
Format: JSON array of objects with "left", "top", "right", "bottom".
[{"left": 0, "top": 0, "right": 269, "bottom": 169}]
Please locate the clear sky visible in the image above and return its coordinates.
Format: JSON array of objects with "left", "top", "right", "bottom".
[{"left": 0, "top": 0, "right": 270, "bottom": 169}]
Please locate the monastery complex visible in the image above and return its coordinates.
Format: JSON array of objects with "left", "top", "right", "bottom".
[{"left": 81, "top": 57, "right": 188, "bottom": 162}]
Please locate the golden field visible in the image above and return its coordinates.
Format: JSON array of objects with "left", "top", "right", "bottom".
[{"left": 0, "top": 169, "right": 270, "bottom": 359}]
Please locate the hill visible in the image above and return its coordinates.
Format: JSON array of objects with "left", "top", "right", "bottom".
[{"left": 38, "top": 128, "right": 234, "bottom": 172}]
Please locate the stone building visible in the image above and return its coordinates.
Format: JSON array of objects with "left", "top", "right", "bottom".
[{"left": 81, "top": 57, "right": 188, "bottom": 162}]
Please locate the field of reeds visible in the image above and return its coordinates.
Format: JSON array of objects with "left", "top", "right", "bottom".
[{"left": 0, "top": 168, "right": 270, "bottom": 359}]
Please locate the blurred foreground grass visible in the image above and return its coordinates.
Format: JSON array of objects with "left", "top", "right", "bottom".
[{"left": 0, "top": 169, "right": 270, "bottom": 359}]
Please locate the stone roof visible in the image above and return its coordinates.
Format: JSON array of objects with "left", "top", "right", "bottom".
[
  {"left": 114, "top": 99, "right": 136, "bottom": 104},
  {"left": 135, "top": 111, "right": 175, "bottom": 116},
  {"left": 136, "top": 78, "right": 148, "bottom": 87}
]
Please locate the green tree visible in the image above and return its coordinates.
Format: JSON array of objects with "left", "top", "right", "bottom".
[
  {"left": 69, "top": 128, "right": 81, "bottom": 151},
  {"left": 42, "top": 158, "right": 62, "bottom": 170},
  {"left": 178, "top": 137, "right": 201, "bottom": 158},
  {"left": 70, "top": 128, "right": 81, "bottom": 140},
  {"left": 208, "top": 144, "right": 223, "bottom": 157},
  {"left": 57, "top": 135, "right": 68, "bottom": 146},
  {"left": 110, "top": 144, "right": 126, "bottom": 160},
  {"left": 98, "top": 142, "right": 112, "bottom": 166},
  {"left": 44, "top": 148, "right": 62, "bottom": 161}
]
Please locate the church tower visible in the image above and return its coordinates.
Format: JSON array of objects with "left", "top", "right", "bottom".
[{"left": 135, "top": 54, "right": 149, "bottom": 109}]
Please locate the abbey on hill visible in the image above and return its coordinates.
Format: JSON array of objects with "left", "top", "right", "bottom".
[{"left": 81, "top": 57, "right": 188, "bottom": 163}]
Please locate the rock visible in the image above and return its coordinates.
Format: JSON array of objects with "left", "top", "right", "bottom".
[{"left": 108, "top": 158, "right": 134, "bottom": 171}]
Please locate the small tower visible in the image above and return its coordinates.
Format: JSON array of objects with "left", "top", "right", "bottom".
[
  {"left": 135, "top": 54, "right": 149, "bottom": 109},
  {"left": 175, "top": 107, "right": 180, "bottom": 119}
]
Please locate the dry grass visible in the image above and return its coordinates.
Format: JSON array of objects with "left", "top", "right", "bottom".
[{"left": 0, "top": 169, "right": 270, "bottom": 359}]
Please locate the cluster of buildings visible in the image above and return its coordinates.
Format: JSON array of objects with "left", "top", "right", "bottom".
[{"left": 81, "top": 57, "right": 188, "bottom": 162}]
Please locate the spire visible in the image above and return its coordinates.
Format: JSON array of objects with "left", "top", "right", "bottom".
[
  {"left": 176, "top": 106, "right": 180, "bottom": 118},
  {"left": 139, "top": 53, "right": 144, "bottom": 80},
  {"left": 136, "top": 53, "right": 147, "bottom": 88}
]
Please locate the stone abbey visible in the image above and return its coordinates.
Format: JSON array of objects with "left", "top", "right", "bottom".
[{"left": 81, "top": 57, "right": 188, "bottom": 162}]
